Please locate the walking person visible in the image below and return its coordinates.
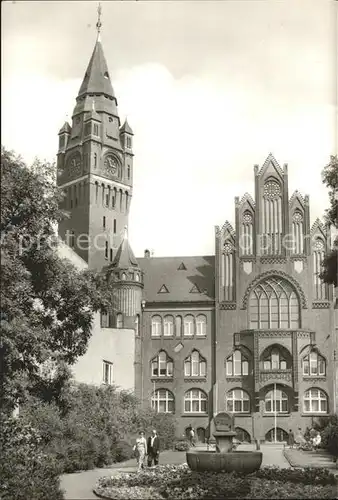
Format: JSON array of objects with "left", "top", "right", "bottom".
[
  {"left": 189, "top": 427, "right": 195, "bottom": 447},
  {"left": 288, "top": 429, "right": 295, "bottom": 449},
  {"left": 147, "top": 429, "right": 160, "bottom": 467},
  {"left": 133, "top": 431, "right": 147, "bottom": 472}
]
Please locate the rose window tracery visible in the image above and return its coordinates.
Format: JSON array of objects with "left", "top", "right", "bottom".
[{"left": 263, "top": 181, "right": 281, "bottom": 199}]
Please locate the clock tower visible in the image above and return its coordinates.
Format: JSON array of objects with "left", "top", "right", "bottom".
[{"left": 57, "top": 10, "right": 134, "bottom": 270}]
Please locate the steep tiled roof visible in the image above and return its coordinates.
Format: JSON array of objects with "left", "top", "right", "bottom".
[
  {"left": 58, "top": 121, "right": 71, "bottom": 134},
  {"left": 120, "top": 119, "right": 133, "bottom": 135},
  {"left": 112, "top": 231, "right": 138, "bottom": 269},
  {"left": 138, "top": 256, "right": 215, "bottom": 303},
  {"left": 78, "top": 40, "right": 115, "bottom": 98}
]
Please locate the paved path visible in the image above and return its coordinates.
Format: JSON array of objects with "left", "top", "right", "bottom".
[
  {"left": 60, "top": 450, "right": 186, "bottom": 500},
  {"left": 284, "top": 448, "right": 338, "bottom": 475},
  {"left": 60, "top": 443, "right": 291, "bottom": 499}
]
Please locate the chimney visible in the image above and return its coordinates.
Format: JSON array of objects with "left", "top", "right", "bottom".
[{"left": 144, "top": 249, "right": 150, "bottom": 259}]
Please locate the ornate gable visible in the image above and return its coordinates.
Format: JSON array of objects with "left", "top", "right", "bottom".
[
  {"left": 221, "top": 220, "right": 236, "bottom": 242},
  {"left": 310, "top": 218, "right": 327, "bottom": 238},
  {"left": 258, "top": 153, "right": 284, "bottom": 180},
  {"left": 289, "top": 190, "right": 306, "bottom": 209},
  {"left": 239, "top": 192, "right": 255, "bottom": 209}
]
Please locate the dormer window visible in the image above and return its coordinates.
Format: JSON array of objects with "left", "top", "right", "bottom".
[
  {"left": 127, "top": 165, "right": 131, "bottom": 180},
  {"left": 93, "top": 123, "right": 99, "bottom": 136},
  {"left": 127, "top": 136, "right": 132, "bottom": 148}
]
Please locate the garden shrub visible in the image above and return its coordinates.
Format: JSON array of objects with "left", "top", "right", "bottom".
[
  {"left": 0, "top": 415, "right": 64, "bottom": 500},
  {"left": 18, "top": 383, "right": 177, "bottom": 473},
  {"left": 174, "top": 440, "right": 190, "bottom": 451},
  {"left": 250, "top": 466, "right": 337, "bottom": 485}
]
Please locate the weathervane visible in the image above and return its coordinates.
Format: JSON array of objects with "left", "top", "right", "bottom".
[{"left": 96, "top": 3, "right": 102, "bottom": 39}]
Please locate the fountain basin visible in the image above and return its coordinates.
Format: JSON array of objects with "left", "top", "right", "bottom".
[{"left": 186, "top": 450, "right": 263, "bottom": 474}]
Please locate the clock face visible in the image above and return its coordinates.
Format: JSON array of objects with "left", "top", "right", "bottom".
[
  {"left": 68, "top": 154, "right": 81, "bottom": 177},
  {"left": 104, "top": 155, "right": 118, "bottom": 176}
]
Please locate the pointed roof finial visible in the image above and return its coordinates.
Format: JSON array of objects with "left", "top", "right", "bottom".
[{"left": 96, "top": 3, "right": 102, "bottom": 41}]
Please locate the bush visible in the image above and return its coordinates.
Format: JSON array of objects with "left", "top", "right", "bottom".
[
  {"left": 114, "top": 440, "right": 135, "bottom": 462},
  {"left": 95, "top": 465, "right": 338, "bottom": 500},
  {"left": 250, "top": 466, "right": 336, "bottom": 485},
  {"left": 174, "top": 440, "right": 190, "bottom": 451},
  {"left": 18, "top": 384, "right": 177, "bottom": 473},
  {"left": 0, "top": 416, "right": 64, "bottom": 500}
]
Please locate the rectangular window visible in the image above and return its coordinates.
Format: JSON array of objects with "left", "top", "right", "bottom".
[
  {"left": 105, "top": 241, "right": 108, "bottom": 259},
  {"left": 110, "top": 249, "right": 113, "bottom": 262},
  {"left": 113, "top": 219, "right": 116, "bottom": 234},
  {"left": 59, "top": 135, "right": 65, "bottom": 148},
  {"left": 103, "top": 216, "right": 106, "bottom": 229},
  {"left": 102, "top": 360, "right": 113, "bottom": 385},
  {"left": 200, "top": 361, "right": 206, "bottom": 377},
  {"left": 191, "top": 360, "right": 199, "bottom": 377},
  {"left": 226, "top": 360, "right": 233, "bottom": 376},
  {"left": 106, "top": 194, "right": 109, "bottom": 206},
  {"left": 167, "top": 362, "right": 173, "bottom": 377},
  {"left": 242, "top": 361, "right": 249, "bottom": 376}
]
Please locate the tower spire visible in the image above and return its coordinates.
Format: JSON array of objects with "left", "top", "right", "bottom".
[{"left": 96, "top": 3, "right": 102, "bottom": 41}]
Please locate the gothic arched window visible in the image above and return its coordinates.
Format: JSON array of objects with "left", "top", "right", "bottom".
[
  {"left": 313, "top": 238, "right": 327, "bottom": 300},
  {"left": 226, "top": 389, "right": 250, "bottom": 413},
  {"left": 292, "top": 211, "right": 304, "bottom": 254},
  {"left": 261, "top": 346, "right": 289, "bottom": 370},
  {"left": 151, "top": 351, "right": 173, "bottom": 377},
  {"left": 184, "top": 351, "right": 206, "bottom": 377},
  {"left": 262, "top": 179, "right": 282, "bottom": 254},
  {"left": 184, "top": 389, "right": 207, "bottom": 413},
  {"left": 151, "top": 389, "right": 174, "bottom": 413},
  {"left": 222, "top": 241, "right": 234, "bottom": 301},
  {"left": 302, "top": 350, "right": 326, "bottom": 376},
  {"left": 264, "top": 389, "right": 288, "bottom": 413},
  {"left": 249, "top": 277, "right": 300, "bottom": 329},
  {"left": 303, "top": 388, "right": 328, "bottom": 413},
  {"left": 226, "top": 350, "right": 249, "bottom": 376},
  {"left": 241, "top": 211, "right": 254, "bottom": 255}
]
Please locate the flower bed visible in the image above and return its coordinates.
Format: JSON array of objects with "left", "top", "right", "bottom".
[{"left": 94, "top": 464, "right": 337, "bottom": 499}]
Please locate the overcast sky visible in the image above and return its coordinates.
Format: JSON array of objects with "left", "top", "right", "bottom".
[{"left": 2, "top": 0, "right": 337, "bottom": 257}]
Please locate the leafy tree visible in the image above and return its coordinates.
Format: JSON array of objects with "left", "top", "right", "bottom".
[
  {"left": 0, "top": 147, "right": 110, "bottom": 413},
  {"left": 320, "top": 155, "right": 338, "bottom": 286}
]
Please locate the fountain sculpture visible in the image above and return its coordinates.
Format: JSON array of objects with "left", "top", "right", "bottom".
[{"left": 186, "top": 412, "right": 262, "bottom": 474}]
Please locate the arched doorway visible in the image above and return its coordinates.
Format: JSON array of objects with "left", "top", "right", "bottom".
[
  {"left": 265, "top": 428, "right": 288, "bottom": 442},
  {"left": 196, "top": 427, "right": 206, "bottom": 443},
  {"left": 185, "top": 426, "right": 192, "bottom": 439},
  {"left": 235, "top": 427, "right": 251, "bottom": 443}
]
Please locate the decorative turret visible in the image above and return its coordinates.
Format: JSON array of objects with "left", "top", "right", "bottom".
[
  {"left": 108, "top": 227, "right": 143, "bottom": 331},
  {"left": 120, "top": 118, "right": 134, "bottom": 152},
  {"left": 58, "top": 121, "right": 71, "bottom": 153}
]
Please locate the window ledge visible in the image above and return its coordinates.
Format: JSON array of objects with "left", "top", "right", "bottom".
[
  {"left": 181, "top": 413, "right": 208, "bottom": 417},
  {"left": 151, "top": 377, "right": 173, "bottom": 382},
  {"left": 301, "top": 413, "right": 329, "bottom": 417},
  {"left": 184, "top": 378, "right": 207, "bottom": 383},
  {"left": 263, "top": 413, "right": 291, "bottom": 417},
  {"left": 303, "top": 376, "right": 326, "bottom": 380}
]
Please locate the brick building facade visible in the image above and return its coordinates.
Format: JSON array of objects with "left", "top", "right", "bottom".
[{"left": 57, "top": 29, "right": 337, "bottom": 442}]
